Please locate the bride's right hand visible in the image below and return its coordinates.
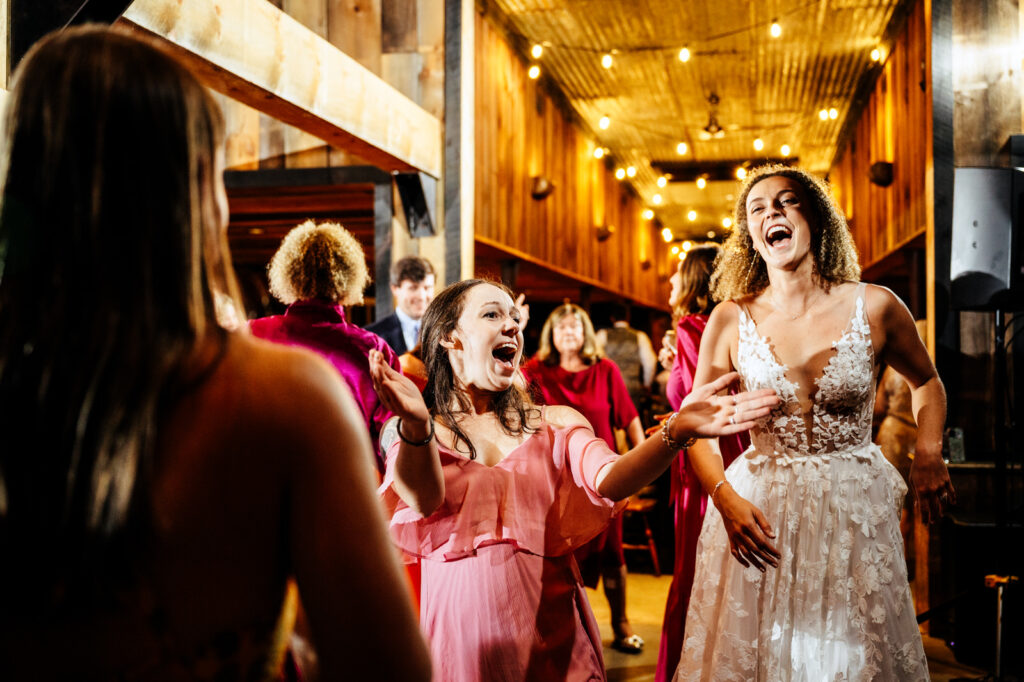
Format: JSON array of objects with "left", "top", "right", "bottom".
[
  {"left": 370, "top": 350, "right": 430, "bottom": 425},
  {"left": 715, "top": 486, "right": 780, "bottom": 572}
]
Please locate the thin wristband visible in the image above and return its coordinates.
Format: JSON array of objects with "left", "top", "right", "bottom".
[
  {"left": 710, "top": 479, "right": 730, "bottom": 502},
  {"left": 397, "top": 417, "right": 435, "bottom": 446}
]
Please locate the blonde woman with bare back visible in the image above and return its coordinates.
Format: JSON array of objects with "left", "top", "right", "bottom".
[{"left": 675, "top": 165, "right": 954, "bottom": 681}]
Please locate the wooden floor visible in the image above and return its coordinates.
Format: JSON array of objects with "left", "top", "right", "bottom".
[{"left": 585, "top": 573, "right": 992, "bottom": 682}]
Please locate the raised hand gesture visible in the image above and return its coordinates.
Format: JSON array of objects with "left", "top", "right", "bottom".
[
  {"left": 674, "top": 372, "right": 778, "bottom": 440},
  {"left": 369, "top": 349, "right": 430, "bottom": 424}
]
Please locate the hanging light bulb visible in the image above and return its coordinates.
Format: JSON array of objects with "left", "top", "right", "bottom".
[
  {"left": 678, "top": 46, "right": 691, "bottom": 62},
  {"left": 626, "top": 166, "right": 637, "bottom": 178},
  {"left": 661, "top": 227, "right": 673, "bottom": 242},
  {"left": 687, "top": 210, "right": 697, "bottom": 222},
  {"left": 819, "top": 109, "right": 829, "bottom": 121},
  {"left": 678, "top": 251, "right": 687, "bottom": 261},
  {"left": 707, "top": 230, "right": 716, "bottom": 239},
  {"left": 642, "top": 209, "right": 654, "bottom": 220},
  {"left": 829, "top": 107, "right": 838, "bottom": 120},
  {"left": 770, "top": 19, "right": 781, "bottom": 38},
  {"left": 593, "top": 147, "right": 605, "bottom": 159},
  {"left": 671, "top": 245, "right": 680, "bottom": 255},
  {"left": 735, "top": 167, "right": 747, "bottom": 180},
  {"left": 677, "top": 142, "right": 688, "bottom": 156},
  {"left": 652, "top": 193, "right": 663, "bottom": 205},
  {"left": 599, "top": 115, "right": 610, "bottom": 130},
  {"left": 657, "top": 176, "right": 667, "bottom": 188},
  {"left": 528, "top": 65, "right": 540, "bottom": 79},
  {"left": 601, "top": 53, "right": 613, "bottom": 69},
  {"left": 871, "top": 47, "right": 882, "bottom": 61},
  {"left": 780, "top": 144, "right": 791, "bottom": 156},
  {"left": 696, "top": 177, "right": 707, "bottom": 190},
  {"left": 722, "top": 217, "right": 733, "bottom": 229},
  {"left": 753, "top": 138, "right": 764, "bottom": 151},
  {"left": 682, "top": 240, "right": 693, "bottom": 251},
  {"left": 531, "top": 44, "right": 543, "bottom": 59},
  {"left": 615, "top": 168, "right": 626, "bottom": 180}
]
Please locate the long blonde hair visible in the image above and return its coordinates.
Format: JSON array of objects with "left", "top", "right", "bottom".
[{"left": 711, "top": 164, "right": 860, "bottom": 301}]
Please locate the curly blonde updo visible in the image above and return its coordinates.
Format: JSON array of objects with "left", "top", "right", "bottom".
[
  {"left": 267, "top": 220, "right": 370, "bottom": 305},
  {"left": 710, "top": 164, "right": 860, "bottom": 301}
]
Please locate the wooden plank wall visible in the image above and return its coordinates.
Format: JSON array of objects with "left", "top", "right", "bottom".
[
  {"left": 830, "top": 0, "right": 929, "bottom": 271},
  {"left": 473, "top": 11, "right": 670, "bottom": 309}
]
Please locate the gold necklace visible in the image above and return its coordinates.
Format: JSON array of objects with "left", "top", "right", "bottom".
[{"left": 767, "top": 289, "right": 824, "bottom": 321}]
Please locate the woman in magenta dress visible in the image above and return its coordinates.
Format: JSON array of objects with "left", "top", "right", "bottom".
[
  {"left": 249, "top": 220, "right": 401, "bottom": 473},
  {"left": 368, "top": 279, "right": 778, "bottom": 681},
  {"left": 654, "top": 245, "right": 750, "bottom": 681},
  {"left": 521, "top": 303, "right": 646, "bottom": 653}
]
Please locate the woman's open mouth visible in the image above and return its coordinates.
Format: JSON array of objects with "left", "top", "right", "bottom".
[
  {"left": 492, "top": 342, "right": 518, "bottom": 370},
  {"left": 765, "top": 224, "right": 792, "bottom": 249}
]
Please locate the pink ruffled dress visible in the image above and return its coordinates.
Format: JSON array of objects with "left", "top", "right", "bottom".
[{"left": 379, "top": 420, "right": 627, "bottom": 682}]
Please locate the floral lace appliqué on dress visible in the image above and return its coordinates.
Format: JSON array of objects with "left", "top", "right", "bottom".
[{"left": 675, "top": 284, "right": 928, "bottom": 682}]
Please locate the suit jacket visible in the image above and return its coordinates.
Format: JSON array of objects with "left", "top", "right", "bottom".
[{"left": 365, "top": 312, "right": 407, "bottom": 355}]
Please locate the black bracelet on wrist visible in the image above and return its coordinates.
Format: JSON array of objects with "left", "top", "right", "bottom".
[{"left": 397, "top": 417, "right": 435, "bottom": 446}]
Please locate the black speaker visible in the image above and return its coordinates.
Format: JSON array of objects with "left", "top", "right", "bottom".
[
  {"left": 393, "top": 172, "right": 437, "bottom": 238},
  {"left": 11, "top": 0, "right": 134, "bottom": 68},
  {"left": 950, "top": 165, "right": 1024, "bottom": 311}
]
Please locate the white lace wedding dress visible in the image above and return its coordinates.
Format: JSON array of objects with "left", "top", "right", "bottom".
[{"left": 676, "top": 284, "right": 929, "bottom": 681}]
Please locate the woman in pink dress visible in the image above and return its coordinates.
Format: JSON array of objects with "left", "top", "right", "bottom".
[
  {"left": 368, "top": 279, "right": 778, "bottom": 681},
  {"left": 654, "top": 245, "right": 750, "bottom": 681},
  {"left": 521, "top": 303, "right": 645, "bottom": 653}
]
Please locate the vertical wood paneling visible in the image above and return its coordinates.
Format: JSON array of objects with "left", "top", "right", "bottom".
[
  {"left": 831, "top": 0, "right": 929, "bottom": 271},
  {"left": 473, "top": 12, "right": 669, "bottom": 308}
]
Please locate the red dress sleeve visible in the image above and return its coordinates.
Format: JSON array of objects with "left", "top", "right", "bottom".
[{"left": 667, "top": 315, "right": 708, "bottom": 409}]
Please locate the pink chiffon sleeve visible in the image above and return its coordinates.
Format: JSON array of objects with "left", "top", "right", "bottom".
[{"left": 377, "top": 423, "right": 626, "bottom": 562}]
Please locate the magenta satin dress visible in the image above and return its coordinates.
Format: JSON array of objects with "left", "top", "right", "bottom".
[
  {"left": 655, "top": 314, "right": 749, "bottom": 682},
  {"left": 379, "top": 420, "right": 626, "bottom": 682},
  {"left": 249, "top": 299, "right": 400, "bottom": 472},
  {"left": 521, "top": 357, "right": 638, "bottom": 587}
]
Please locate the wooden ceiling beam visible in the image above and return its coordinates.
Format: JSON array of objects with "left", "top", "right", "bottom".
[{"left": 120, "top": 0, "right": 442, "bottom": 177}]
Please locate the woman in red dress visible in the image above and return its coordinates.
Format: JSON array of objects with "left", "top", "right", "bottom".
[
  {"left": 654, "top": 245, "right": 750, "bottom": 680},
  {"left": 522, "top": 303, "right": 647, "bottom": 653}
]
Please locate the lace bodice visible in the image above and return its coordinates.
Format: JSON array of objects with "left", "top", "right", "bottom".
[{"left": 737, "top": 284, "right": 876, "bottom": 458}]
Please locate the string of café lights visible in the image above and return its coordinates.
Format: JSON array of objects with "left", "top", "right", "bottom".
[{"left": 522, "top": 11, "right": 889, "bottom": 261}]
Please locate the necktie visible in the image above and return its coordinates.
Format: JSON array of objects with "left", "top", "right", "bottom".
[{"left": 412, "top": 322, "right": 420, "bottom": 344}]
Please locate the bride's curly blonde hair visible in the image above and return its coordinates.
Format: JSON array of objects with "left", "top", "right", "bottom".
[{"left": 710, "top": 164, "right": 860, "bottom": 301}]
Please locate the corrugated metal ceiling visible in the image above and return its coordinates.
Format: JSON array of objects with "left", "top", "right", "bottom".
[{"left": 483, "top": 0, "right": 909, "bottom": 240}]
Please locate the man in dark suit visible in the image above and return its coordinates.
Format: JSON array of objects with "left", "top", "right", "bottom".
[{"left": 366, "top": 255, "right": 436, "bottom": 355}]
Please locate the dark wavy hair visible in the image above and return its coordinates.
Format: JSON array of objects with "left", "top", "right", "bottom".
[
  {"left": 710, "top": 164, "right": 860, "bottom": 301},
  {"left": 0, "top": 26, "right": 239, "bottom": 606},
  {"left": 420, "top": 279, "right": 539, "bottom": 459}
]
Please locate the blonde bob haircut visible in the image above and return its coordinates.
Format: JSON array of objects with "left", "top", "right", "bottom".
[
  {"left": 711, "top": 164, "right": 861, "bottom": 301},
  {"left": 267, "top": 220, "right": 370, "bottom": 306},
  {"left": 536, "top": 303, "right": 603, "bottom": 367}
]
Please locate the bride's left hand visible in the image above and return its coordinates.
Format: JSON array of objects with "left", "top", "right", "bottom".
[{"left": 674, "top": 372, "right": 779, "bottom": 439}]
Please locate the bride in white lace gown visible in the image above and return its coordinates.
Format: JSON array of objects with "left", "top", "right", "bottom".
[{"left": 675, "top": 166, "right": 955, "bottom": 681}]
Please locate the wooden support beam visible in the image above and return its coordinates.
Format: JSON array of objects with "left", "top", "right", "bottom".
[{"left": 121, "top": 0, "right": 441, "bottom": 177}]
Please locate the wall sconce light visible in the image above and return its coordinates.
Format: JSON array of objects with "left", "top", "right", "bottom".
[
  {"left": 868, "top": 161, "right": 894, "bottom": 187},
  {"left": 596, "top": 223, "right": 616, "bottom": 242},
  {"left": 531, "top": 175, "right": 555, "bottom": 199}
]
